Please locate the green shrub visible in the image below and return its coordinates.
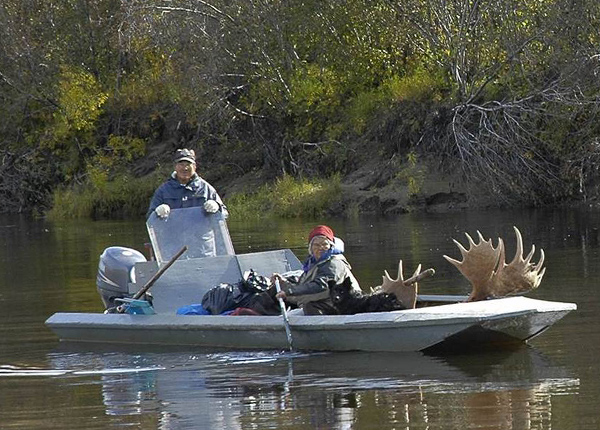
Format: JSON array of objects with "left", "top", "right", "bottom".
[
  {"left": 227, "top": 174, "right": 342, "bottom": 219},
  {"left": 396, "top": 151, "right": 424, "bottom": 197},
  {"left": 287, "top": 64, "right": 344, "bottom": 141},
  {"left": 343, "top": 67, "right": 446, "bottom": 136},
  {"left": 384, "top": 67, "right": 444, "bottom": 103},
  {"left": 52, "top": 66, "right": 108, "bottom": 141},
  {"left": 48, "top": 169, "right": 166, "bottom": 220},
  {"left": 346, "top": 89, "right": 387, "bottom": 135}
]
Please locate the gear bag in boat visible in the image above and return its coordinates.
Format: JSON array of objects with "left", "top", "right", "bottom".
[{"left": 201, "top": 269, "right": 272, "bottom": 315}]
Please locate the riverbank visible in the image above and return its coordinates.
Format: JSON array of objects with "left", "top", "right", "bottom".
[
  {"left": 43, "top": 147, "right": 599, "bottom": 221},
  {"left": 219, "top": 154, "right": 600, "bottom": 219},
  {"left": 214, "top": 158, "right": 468, "bottom": 219}
]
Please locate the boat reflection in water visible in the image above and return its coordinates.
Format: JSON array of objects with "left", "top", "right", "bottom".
[{"left": 49, "top": 344, "right": 579, "bottom": 429}]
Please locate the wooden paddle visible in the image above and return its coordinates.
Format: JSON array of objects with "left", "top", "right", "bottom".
[
  {"left": 117, "top": 245, "right": 188, "bottom": 313},
  {"left": 275, "top": 279, "right": 294, "bottom": 351}
]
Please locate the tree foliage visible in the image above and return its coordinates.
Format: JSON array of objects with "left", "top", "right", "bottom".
[{"left": 1, "top": 0, "right": 600, "bottom": 215}]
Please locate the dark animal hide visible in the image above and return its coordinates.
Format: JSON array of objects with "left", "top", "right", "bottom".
[{"left": 329, "top": 277, "right": 406, "bottom": 315}]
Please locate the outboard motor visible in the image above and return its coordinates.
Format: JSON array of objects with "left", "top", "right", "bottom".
[{"left": 96, "top": 246, "right": 147, "bottom": 309}]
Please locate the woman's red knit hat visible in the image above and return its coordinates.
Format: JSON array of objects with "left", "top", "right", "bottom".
[{"left": 308, "top": 225, "right": 334, "bottom": 242}]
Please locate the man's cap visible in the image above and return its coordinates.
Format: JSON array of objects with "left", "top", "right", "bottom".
[
  {"left": 308, "top": 225, "right": 334, "bottom": 242},
  {"left": 174, "top": 148, "right": 196, "bottom": 163}
]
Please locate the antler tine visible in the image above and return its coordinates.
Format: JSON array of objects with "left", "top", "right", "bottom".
[
  {"left": 465, "top": 232, "right": 477, "bottom": 249},
  {"left": 530, "top": 266, "right": 545, "bottom": 290},
  {"left": 538, "top": 266, "right": 546, "bottom": 282},
  {"left": 509, "top": 226, "right": 524, "bottom": 265},
  {"left": 454, "top": 238, "right": 469, "bottom": 260},
  {"left": 443, "top": 236, "right": 473, "bottom": 267},
  {"left": 411, "top": 263, "right": 422, "bottom": 278},
  {"left": 532, "top": 249, "right": 546, "bottom": 289},
  {"left": 443, "top": 254, "right": 460, "bottom": 268},
  {"left": 477, "top": 231, "right": 486, "bottom": 242},
  {"left": 523, "top": 244, "right": 536, "bottom": 265},
  {"left": 534, "top": 249, "right": 545, "bottom": 272},
  {"left": 497, "top": 237, "right": 506, "bottom": 266},
  {"left": 510, "top": 226, "right": 542, "bottom": 267},
  {"left": 397, "top": 259, "right": 404, "bottom": 282},
  {"left": 382, "top": 270, "right": 392, "bottom": 284},
  {"left": 382, "top": 260, "right": 404, "bottom": 284}
]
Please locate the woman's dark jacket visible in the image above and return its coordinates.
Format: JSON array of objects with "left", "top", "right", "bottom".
[{"left": 281, "top": 254, "right": 361, "bottom": 306}]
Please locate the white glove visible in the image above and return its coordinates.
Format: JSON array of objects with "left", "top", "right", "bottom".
[
  {"left": 204, "top": 199, "right": 219, "bottom": 214},
  {"left": 155, "top": 204, "right": 171, "bottom": 219}
]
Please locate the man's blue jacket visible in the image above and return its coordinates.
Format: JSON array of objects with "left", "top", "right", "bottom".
[{"left": 147, "top": 173, "right": 227, "bottom": 219}]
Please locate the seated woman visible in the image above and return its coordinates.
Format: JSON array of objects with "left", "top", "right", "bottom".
[{"left": 271, "top": 225, "right": 361, "bottom": 315}]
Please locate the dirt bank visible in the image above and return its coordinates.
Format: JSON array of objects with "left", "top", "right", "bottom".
[{"left": 217, "top": 156, "right": 494, "bottom": 217}]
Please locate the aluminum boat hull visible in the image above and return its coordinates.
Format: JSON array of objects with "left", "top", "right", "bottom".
[
  {"left": 45, "top": 296, "right": 576, "bottom": 352},
  {"left": 47, "top": 208, "right": 576, "bottom": 352}
]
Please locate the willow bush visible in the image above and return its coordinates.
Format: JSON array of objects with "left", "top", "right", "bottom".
[
  {"left": 227, "top": 174, "right": 343, "bottom": 219},
  {"left": 48, "top": 170, "right": 165, "bottom": 220}
]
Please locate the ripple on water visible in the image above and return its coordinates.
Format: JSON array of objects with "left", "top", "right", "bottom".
[{"left": 0, "top": 363, "right": 165, "bottom": 378}]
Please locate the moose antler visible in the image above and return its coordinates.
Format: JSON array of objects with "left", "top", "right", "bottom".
[
  {"left": 444, "top": 226, "right": 546, "bottom": 301},
  {"left": 372, "top": 260, "right": 423, "bottom": 309}
]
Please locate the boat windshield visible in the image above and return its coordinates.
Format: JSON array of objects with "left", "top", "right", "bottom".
[{"left": 146, "top": 207, "right": 235, "bottom": 263}]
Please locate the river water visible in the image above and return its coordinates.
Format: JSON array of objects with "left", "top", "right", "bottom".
[{"left": 0, "top": 208, "right": 598, "bottom": 429}]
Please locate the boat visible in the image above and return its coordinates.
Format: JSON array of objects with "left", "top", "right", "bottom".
[{"left": 45, "top": 207, "right": 576, "bottom": 352}]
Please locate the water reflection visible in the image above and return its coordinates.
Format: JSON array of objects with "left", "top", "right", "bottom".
[{"left": 42, "top": 345, "right": 578, "bottom": 430}]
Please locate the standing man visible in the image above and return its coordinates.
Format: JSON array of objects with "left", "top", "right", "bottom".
[{"left": 147, "top": 148, "right": 227, "bottom": 219}]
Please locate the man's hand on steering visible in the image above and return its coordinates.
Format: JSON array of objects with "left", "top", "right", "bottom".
[
  {"left": 204, "top": 200, "right": 219, "bottom": 214},
  {"left": 155, "top": 204, "right": 171, "bottom": 219}
]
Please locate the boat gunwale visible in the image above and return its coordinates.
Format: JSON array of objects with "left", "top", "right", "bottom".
[{"left": 45, "top": 296, "right": 577, "bottom": 332}]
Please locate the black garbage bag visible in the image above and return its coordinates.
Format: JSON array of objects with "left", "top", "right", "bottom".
[
  {"left": 201, "top": 269, "right": 277, "bottom": 315},
  {"left": 238, "top": 269, "right": 271, "bottom": 294},
  {"left": 201, "top": 283, "right": 255, "bottom": 315}
]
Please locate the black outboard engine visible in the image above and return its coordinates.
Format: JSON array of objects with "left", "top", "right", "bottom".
[{"left": 96, "top": 246, "right": 147, "bottom": 309}]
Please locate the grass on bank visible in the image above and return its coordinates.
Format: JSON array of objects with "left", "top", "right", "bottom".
[
  {"left": 227, "top": 174, "right": 343, "bottom": 219},
  {"left": 48, "top": 171, "right": 165, "bottom": 220},
  {"left": 47, "top": 173, "right": 343, "bottom": 220}
]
